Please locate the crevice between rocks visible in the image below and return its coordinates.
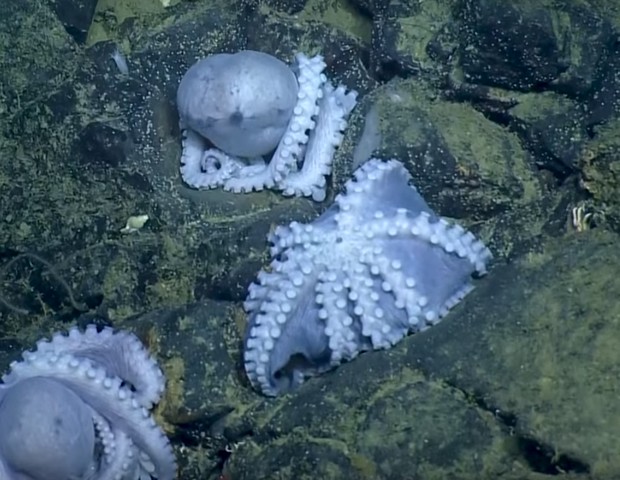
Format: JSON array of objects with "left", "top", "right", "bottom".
[{"left": 445, "top": 380, "right": 590, "bottom": 476}]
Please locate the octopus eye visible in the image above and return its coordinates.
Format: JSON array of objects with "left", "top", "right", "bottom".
[{"left": 229, "top": 111, "right": 244, "bottom": 125}]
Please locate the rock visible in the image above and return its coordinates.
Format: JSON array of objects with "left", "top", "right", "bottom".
[
  {"left": 48, "top": 0, "right": 99, "bottom": 43},
  {"left": 1, "top": 0, "right": 619, "bottom": 478}
]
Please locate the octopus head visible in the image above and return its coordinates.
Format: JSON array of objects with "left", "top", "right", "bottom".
[
  {"left": 177, "top": 50, "right": 299, "bottom": 158},
  {"left": 0, "top": 377, "right": 95, "bottom": 479}
]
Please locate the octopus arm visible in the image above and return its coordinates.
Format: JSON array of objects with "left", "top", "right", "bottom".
[
  {"left": 32, "top": 325, "right": 165, "bottom": 408},
  {"left": 280, "top": 82, "right": 358, "bottom": 201}
]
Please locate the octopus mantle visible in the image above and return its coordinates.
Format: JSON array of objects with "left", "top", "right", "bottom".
[{"left": 0, "top": 325, "right": 176, "bottom": 480}]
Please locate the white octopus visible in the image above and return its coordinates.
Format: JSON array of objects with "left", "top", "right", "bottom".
[
  {"left": 0, "top": 325, "right": 176, "bottom": 479},
  {"left": 176, "top": 50, "right": 358, "bottom": 201}
]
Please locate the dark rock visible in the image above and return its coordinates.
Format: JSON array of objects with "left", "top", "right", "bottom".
[
  {"left": 585, "top": 42, "right": 620, "bottom": 128},
  {"left": 77, "top": 122, "right": 133, "bottom": 168},
  {"left": 255, "top": 0, "right": 309, "bottom": 14},
  {"left": 400, "top": 231, "right": 619, "bottom": 476},
  {"left": 577, "top": 116, "right": 620, "bottom": 233},
  {"left": 459, "top": 0, "right": 567, "bottom": 91},
  {"left": 243, "top": 4, "right": 375, "bottom": 95},
  {"left": 506, "top": 92, "right": 588, "bottom": 177},
  {"left": 348, "top": 0, "right": 387, "bottom": 16},
  {"left": 47, "top": 0, "right": 98, "bottom": 43},
  {"left": 334, "top": 76, "right": 544, "bottom": 221},
  {"left": 370, "top": 0, "right": 450, "bottom": 80},
  {"left": 457, "top": 0, "right": 615, "bottom": 96}
]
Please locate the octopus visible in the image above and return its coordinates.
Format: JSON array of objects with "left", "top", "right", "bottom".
[
  {"left": 176, "top": 50, "right": 357, "bottom": 201},
  {"left": 243, "top": 158, "right": 493, "bottom": 396},
  {"left": 0, "top": 325, "right": 176, "bottom": 479}
]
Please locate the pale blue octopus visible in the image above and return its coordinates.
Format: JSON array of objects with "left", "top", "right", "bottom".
[
  {"left": 243, "top": 158, "right": 493, "bottom": 396},
  {"left": 177, "top": 50, "right": 357, "bottom": 201},
  {"left": 0, "top": 325, "right": 176, "bottom": 479}
]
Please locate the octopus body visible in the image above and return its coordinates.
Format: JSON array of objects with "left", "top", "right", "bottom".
[
  {"left": 0, "top": 325, "right": 176, "bottom": 479},
  {"left": 243, "top": 158, "right": 492, "bottom": 396},
  {"left": 177, "top": 50, "right": 357, "bottom": 201}
]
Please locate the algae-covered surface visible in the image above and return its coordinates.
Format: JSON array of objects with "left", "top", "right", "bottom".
[
  {"left": 577, "top": 116, "right": 620, "bottom": 232},
  {"left": 1, "top": 0, "right": 620, "bottom": 478},
  {"left": 403, "top": 230, "right": 620, "bottom": 477}
]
